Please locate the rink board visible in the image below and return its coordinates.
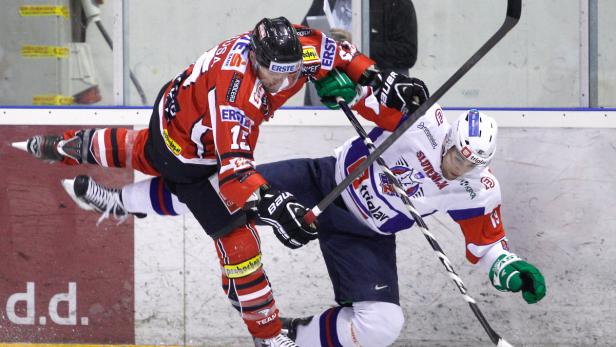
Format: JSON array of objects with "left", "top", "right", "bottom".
[
  {"left": 0, "top": 108, "right": 614, "bottom": 346},
  {"left": 0, "top": 126, "right": 135, "bottom": 343}
]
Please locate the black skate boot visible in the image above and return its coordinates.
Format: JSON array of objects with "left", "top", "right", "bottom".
[
  {"left": 12, "top": 133, "right": 85, "bottom": 163},
  {"left": 61, "top": 175, "right": 136, "bottom": 225},
  {"left": 253, "top": 333, "right": 298, "bottom": 347},
  {"left": 280, "top": 316, "right": 313, "bottom": 342}
]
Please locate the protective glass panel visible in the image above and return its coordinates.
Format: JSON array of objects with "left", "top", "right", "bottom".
[
  {"left": 413, "top": 0, "right": 581, "bottom": 107},
  {"left": 125, "top": 1, "right": 315, "bottom": 106},
  {"left": 598, "top": 0, "right": 616, "bottom": 107}
]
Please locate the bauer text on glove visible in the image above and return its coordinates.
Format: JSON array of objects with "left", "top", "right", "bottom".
[
  {"left": 256, "top": 186, "right": 317, "bottom": 249},
  {"left": 374, "top": 70, "right": 429, "bottom": 113}
]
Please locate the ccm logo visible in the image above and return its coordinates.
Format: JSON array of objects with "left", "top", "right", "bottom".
[
  {"left": 267, "top": 192, "right": 291, "bottom": 214},
  {"left": 3, "top": 282, "right": 89, "bottom": 326}
]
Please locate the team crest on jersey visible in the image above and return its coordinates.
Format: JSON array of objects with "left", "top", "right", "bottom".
[{"left": 379, "top": 165, "right": 422, "bottom": 197}]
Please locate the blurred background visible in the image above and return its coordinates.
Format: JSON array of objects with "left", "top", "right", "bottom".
[
  {"left": 0, "top": 1, "right": 615, "bottom": 347},
  {"left": 0, "top": 0, "right": 614, "bottom": 108}
]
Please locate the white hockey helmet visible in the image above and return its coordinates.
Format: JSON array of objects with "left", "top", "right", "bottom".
[{"left": 443, "top": 109, "right": 498, "bottom": 166}]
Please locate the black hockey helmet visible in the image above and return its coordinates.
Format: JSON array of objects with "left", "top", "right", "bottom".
[{"left": 250, "top": 17, "right": 303, "bottom": 71}]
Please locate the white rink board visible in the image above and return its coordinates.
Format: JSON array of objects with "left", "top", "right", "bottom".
[
  {"left": 2, "top": 108, "right": 614, "bottom": 346},
  {"left": 1, "top": 107, "right": 616, "bottom": 128}
]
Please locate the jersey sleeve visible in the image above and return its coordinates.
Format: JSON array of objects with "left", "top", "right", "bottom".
[
  {"left": 455, "top": 205, "right": 508, "bottom": 265},
  {"left": 351, "top": 88, "right": 404, "bottom": 131},
  {"left": 212, "top": 77, "right": 267, "bottom": 209}
]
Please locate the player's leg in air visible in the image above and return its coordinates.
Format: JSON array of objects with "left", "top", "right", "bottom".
[{"left": 13, "top": 127, "right": 159, "bottom": 224}]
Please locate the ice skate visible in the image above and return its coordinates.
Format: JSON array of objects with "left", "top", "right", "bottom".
[
  {"left": 12, "top": 134, "right": 83, "bottom": 163},
  {"left": 61, "top": 175, "right": 129, "bottom": 225},
  {"left": 253, "top": 333, "right": 298, "bottom": 347}
]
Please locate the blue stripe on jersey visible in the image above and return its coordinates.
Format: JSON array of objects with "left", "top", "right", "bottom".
[
  {"left": 468, "top": 109, "right": 480, "bottom": 137},
  {"left": 447, "top": 207, "right": 485, "bottom": 221},
  {"left": 319, "top": 307, "right": 343, "bottom": 347}
]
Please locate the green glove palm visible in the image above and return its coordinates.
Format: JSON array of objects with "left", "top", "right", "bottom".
[
  {"left": 489, "top": 253, "right": 546, "bottom": 304},
  {"left": 314, "top": 69, "right": 359, "bottom": 109}
]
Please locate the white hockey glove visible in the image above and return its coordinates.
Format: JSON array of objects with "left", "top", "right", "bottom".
[{"left": 257, "top": 185, "right": 317, "bottom": 249}]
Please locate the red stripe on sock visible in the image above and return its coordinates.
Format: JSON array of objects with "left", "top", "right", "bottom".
[
  {"left": 116, "top": 128, "right": 128, "bottom": 166},
  {"left": 103, "top": 129, "right": 114, "bottom": 167}
]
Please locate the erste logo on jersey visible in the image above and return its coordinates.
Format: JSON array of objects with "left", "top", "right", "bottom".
[
  {"left": 220, "top": 105, "right": 254, "bottom": 129},
  {"left": 320, "top": 36, "right": 336, "bottom": 70},
  {"left": 222, "top": 35, "right": 250, "bottom": 73}
]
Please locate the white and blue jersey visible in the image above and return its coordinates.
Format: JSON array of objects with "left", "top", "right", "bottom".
[{"left": 334, "top": 103, "right": 505, "bottom": 264}]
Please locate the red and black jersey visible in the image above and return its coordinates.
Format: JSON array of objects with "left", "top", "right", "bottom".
[{"left": 154, "top": 26, "right": 374, "bottom": 209}]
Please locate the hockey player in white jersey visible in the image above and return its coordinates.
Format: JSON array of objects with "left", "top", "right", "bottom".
[{"left": 58, "top": 70, "right": 545, "bottom": 346}]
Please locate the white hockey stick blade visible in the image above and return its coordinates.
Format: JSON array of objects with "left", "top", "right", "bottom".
[
  {"left": 497, "top": 338, "right": 514, "bottom": 347},
  {"left": 11, "top": 141, "right": 28, "bottom": 152},
  {"left": 61, "top": 178, "right": 95, "bottom": 211}
]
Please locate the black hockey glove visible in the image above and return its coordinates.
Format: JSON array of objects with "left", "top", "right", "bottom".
[
  {"left": 374, "top": 70, "right": 429, "bottom": 114},
  {"left": 257, "top": 186, "right": 317, "bottom": 249}
]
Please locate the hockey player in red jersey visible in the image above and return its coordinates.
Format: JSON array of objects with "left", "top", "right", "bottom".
[
  {"left": 51, "top": 70, "right": 545, "bottom": 346},
  {"left": 13, "top": 17, "right": 429, "bottom": 347}
]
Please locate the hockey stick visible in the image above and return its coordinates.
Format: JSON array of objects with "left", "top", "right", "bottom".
[
  {"left": 336, "top": 98, "right": 513, "bottom": 347},
  {"left": 303, "top": 0, "right": 521, "bottom": 225}
]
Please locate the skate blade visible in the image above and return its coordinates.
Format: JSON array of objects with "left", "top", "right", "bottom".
[
  {"left": 11, "top": 141, "right": 29, "bottom": 152},
  {"left": 61, "top": 178, "right": 95, "bottom": 211}
]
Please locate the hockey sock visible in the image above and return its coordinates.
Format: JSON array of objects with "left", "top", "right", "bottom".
[
  {"left": 122, "top": 177, "right": 190, "bottom": 216},
  {"left": 295, "top": 302, "right": 404, "bottom": 347},
  {"left": 216, "top": 225, "right": 281, "bottom": 339},
  {"left": 88, "top": 128, "right": 131, "bottom": 167},
  {"left": 295, "top": 306, "right": 353, "bottom": 347}
]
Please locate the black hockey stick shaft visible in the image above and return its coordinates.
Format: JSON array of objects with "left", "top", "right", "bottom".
[
  {"left": 95, "top": 21, "right": 149, "bottom": 105},
  {"left": 337, "top": 99, "right": 512, "bottom": 346},
  {"left": 303, "top": 0, "right": 521, "bottom": 225}
]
